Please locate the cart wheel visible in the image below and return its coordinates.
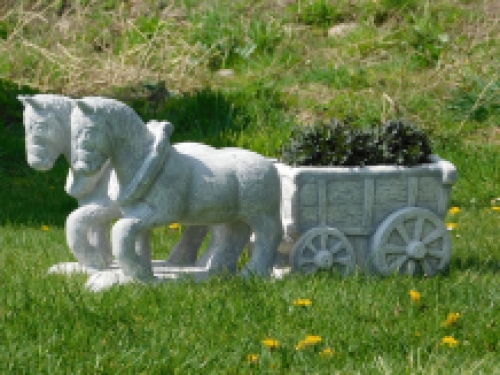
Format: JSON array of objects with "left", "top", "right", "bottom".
[
  {"left": 371, "top": 207, "right": 451, "bottom": 276},
  {"left": 290, "top": 227, "right": 355, "bottom": 275}
]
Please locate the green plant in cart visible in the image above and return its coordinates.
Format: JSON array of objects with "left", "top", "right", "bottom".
[{"left": 279, "top": 119, "right": 432, "bottom": 167}]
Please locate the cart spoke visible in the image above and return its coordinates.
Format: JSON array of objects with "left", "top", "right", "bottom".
[
  {"left": 421, "top": 259, "right": 434, "bottom": 275},
  {"left": 395, "top": 224, "right": 411, "bottom": 244},
  {"left": 406, "top": 260, "right": 416, "bottom": 275},
  {"left": 422, "top": 229, "right": 445, "bottom": 245},
  {"left": 304, "top": 238, "right": 319, "bottom": 254},
  {"left": 334, "top": 255, "right": 353, "bottom": 266},
  {"left": 320, "top": 234, "right": 327, "bottom": 250},
  {"left": 427, "top": 249, "right": 445, "bottom": 259},
  {"left": 382, "top": 244, "right": 406, "bottom": 255},
  {"left": 298, "top": 258, "right": 316, "bottom": 268},
  {"left": 329, "top": 241, "right": 345, "bottom": 254},
  {"left": 390, "top": 254, "right": 407, "bottom": 272},
  {"left": 414, "top": 217, "right": 424, "bottom": 241}
]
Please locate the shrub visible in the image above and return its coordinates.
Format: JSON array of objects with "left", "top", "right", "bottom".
[{"left": 279, "top": 119, "right": 432, "bottom": 167}]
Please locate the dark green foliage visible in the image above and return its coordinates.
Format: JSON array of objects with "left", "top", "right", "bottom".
[
  {"left": 447, "top": 76, "right": 500, "bottom": 123},
  {"left": 404, "top": 11, "right": 450, "bottom": 69},
  {"left": 378, "top": 119, "right": 432, "bottom": 165},
  {"left": 0, "top": 79, "right": 37, "bottom": 128},
  {"left": 0, "top": 21, "right": 10, "bottom": 39},
  {"left": 113, "top": 82, "right": 290, "bottom": 152},
  {"left": 292, "top": 0, "right": 352, "bottom": 27},
  {"left": 189, "top": 10, "right": 282, "bottom": 70},
  {"left": 301, "top": 66, "right": 370, "bottom": 90},
  {"left": 0, "top": 79, "right": 38, "bottom": 176},
  {"left": 280, "top": 119, "right": 432, "bottom": 167}
]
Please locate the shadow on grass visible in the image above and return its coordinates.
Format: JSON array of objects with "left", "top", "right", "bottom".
[
  {"left": 449, "top": 255, "right": 500, "bottom": 275},
  {"left": 112, "top": 81, "right": 291, "bottom": 151},
  {"left": 0, "top": 79, "right": 75, "bottom": 226},
  {"left": 1, "top": 80, "right": 291, "bottom": 226}
]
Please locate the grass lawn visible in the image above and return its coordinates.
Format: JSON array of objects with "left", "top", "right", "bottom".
[{"left": 1, "top": 0, "right": 499, "bottom": 373}]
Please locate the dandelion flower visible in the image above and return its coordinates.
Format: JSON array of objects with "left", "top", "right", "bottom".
[
  {"left": 41, "top": 225, "right": 49, "bottom": 231},
  {"left": 293, "top": 298, "right": 312, "bottom": 306},
  {"left": 442, "top": 312, "right": 460, "bottom": 327},
  {"left": 319, "top": 347, "right": 334, "bottom": 357},
  {"left": 296, "top": 335, "right": 322, "bottom": 350},
  {"left": 491, "top": 206, "right": 500, "bottom": 211},
  {"left": 262, "top": 338, "right": 279, "bottom": 350},
  {"left": 448, "top": 207, "right": 460, "bottom": 215},
  {"left": 168, "top": 223, "right": 181, "bottom": 230},
  {"left": 247, "top": 354, "right": 258, "bottom": 363},
  {"left": 441, "top": 336, "right": 458, "bottom": 347},
  {"left": 304, "top": 335, "right": 322, "bottom": 344},
  {"left": 409, "top": 289, "right": 421, "bottom": 302},
  {"left": 446, "top": 223, "right": 457, "bottom": 231}
]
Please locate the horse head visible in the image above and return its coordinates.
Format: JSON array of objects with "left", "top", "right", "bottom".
[
  {"left": 18, "top": 94, "right": 72, "bottom": 171},
  {"left": 71, "top": 97, "right": 151, "bottom": 181},
  {"left": 71, "top": 98, "right": 112, "bottom": 176}
]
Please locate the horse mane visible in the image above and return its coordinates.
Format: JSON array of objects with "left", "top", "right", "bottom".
[
  {"left": 75, "top": 97, "right": 147, "bottom": 144},
  {"left": 19, "top": 94, "right": 73, "bottom": 133}
]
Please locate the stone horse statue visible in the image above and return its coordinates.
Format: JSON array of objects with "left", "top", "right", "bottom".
[
  {"left": 18, "top": 94, "right": 220, "bottom": 277},
  {"left": 71, "top": 97, "right": 282, "bottom": 290}
]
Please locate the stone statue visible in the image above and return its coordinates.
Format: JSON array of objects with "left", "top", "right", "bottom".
[
  {"left": 70, "top": 97, "right": 282, "bottom": 291},
  {"left": 18, "top": 94, "right": 223, "bottom": 278}
]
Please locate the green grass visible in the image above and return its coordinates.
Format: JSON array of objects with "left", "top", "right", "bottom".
[{"left": 1, "top": 0, "right": 500, "bottom": 373}]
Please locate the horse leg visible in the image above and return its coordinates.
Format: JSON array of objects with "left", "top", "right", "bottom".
[
  {"left": 60, "top": 204, "right": 119, "bottom": 274},
  {"left": 196, "top": 222, "right": 251, "bottom": 275},
  {"left": 242, "top": 213, "right": 282, "bottom": 277},
  {"left": 165, "top": 225, "right": 209, "bottom": 266},
  {"left": 135, "top": 229, "right": 152, "bottom": 270},
  {"left": 111, "top": 217, "right": 155, "bottom": 282}
]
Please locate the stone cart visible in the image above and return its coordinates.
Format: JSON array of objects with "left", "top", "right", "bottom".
[{"left": 274, "top": 154, "right": 457, "bottom": 276}]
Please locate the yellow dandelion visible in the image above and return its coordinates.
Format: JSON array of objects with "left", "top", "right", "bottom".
[
  {"left": 41, "top": 225, "right": 49, "bottom": 231},
  {"left": 319, "top": 347, "right": 334, "bottom": 357},
  {"left": 442, "top": 312, "right": 460, "bottom": 327},
  {"left": 296, "top": 335, "right": 322, "bottom": 350},
  {"left": 168, "top": 223, "right": 181, "bottom": 230},
  {"left": 491, "top": 206, "right": 500, "bottom": 211},
  {"left": 446, "top": 223, "right": 457, "bottom": 231},
  {"left": 409, "top": 289, "right": 421, "bottom": 303},
  {"left": 448, "top": 206, "right": 460, "bottom": 215},
  {"left": 293, "top": 298, "right": 312, "bottom": 307},
  {"left": 441, "top": 336, "right": 458, "bottom": 347},
  {"left": 247, "top": 354, "right": 258, "bottom": 363},
  {"left": 304, "top": 335, "right": 322, "bottom": 344},
  {"left": 261, "top": 338, "right": 279, "bottom": 350}
]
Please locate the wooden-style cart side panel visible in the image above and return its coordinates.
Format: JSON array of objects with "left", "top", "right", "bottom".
[
  {"left": 277, "top": 160, "right": 455, "bottom": 238},
  {"left": 295, "top": 174, "right": 367, "bottom": 235}
]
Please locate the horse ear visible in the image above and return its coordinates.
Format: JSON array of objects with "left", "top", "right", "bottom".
[
  {"left": 165, "top": 122, "right": 174, "bottom": 137},
  {"left": 18, "top": 95, "right": 40, "bottom": 109},
  {"left": 74, "top": 99, "right": 95, "bottom": 115}
]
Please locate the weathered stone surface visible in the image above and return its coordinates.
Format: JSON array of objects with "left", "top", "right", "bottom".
[
  {"left": 71, "top": 97, "right": 282, "bottom": 291},
  {"left": 19, "top": 94, "right": 219, "bottom": 278},
  {"left": 275, "top": 157, "right": 456, "bottom": 276}
]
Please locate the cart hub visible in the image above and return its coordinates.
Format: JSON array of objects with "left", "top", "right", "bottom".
[
  {"left": 407, "top": 240, "right": 427, "bottom": 260},
  {"left": 314, "top": 250, "right": 334, "bottom": 269}
]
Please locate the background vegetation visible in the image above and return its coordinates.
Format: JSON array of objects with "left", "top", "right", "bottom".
[{"left": 1, "top": 0, "right": 499, "bottom": 373}]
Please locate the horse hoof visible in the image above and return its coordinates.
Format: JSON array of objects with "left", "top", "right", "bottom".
[
  {"left": 85, "top": 270, "right": 134, "bottom": 292},
  {"left": 48, "top": 262, "right": 101, "bottom": 276}
]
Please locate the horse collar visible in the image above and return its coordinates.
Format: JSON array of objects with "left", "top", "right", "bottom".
[{"left": 117, "top": 121, "right": 171, "bottom": 205}]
